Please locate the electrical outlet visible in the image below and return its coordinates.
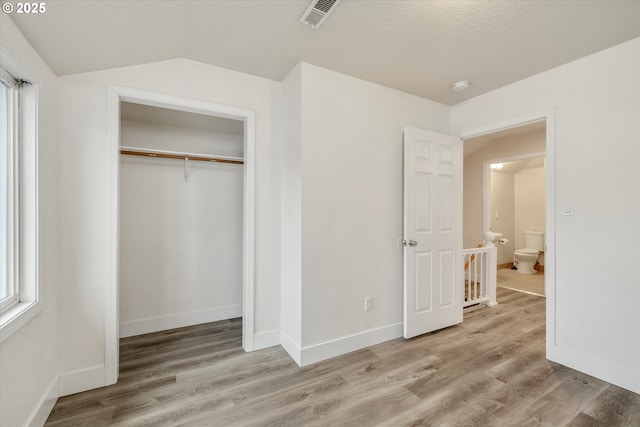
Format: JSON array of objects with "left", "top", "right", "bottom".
[{"left": 364, "top": 297, "right": 373, "bottom": 312}]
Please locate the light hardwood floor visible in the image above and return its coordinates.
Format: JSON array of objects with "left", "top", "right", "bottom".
[
  {"left": 498, "top": 268, "right": 545, "bottom": 297},
  {"left": 45, "top": 288, "right": 639, "bottom": 426}
]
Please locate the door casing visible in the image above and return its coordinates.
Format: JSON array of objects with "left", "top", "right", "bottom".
[
  {"left": 106, "top": 86, "right": 257, "bottom": 385},
  {"left": 458, "top": 111, "right": 555, "bottom": 359}
]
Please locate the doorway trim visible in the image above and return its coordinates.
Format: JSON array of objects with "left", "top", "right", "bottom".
[
  {"left": 106, "top": 86, "right": 256, "bottom": 385},
  {"left": 459, "top": 110, "right": 556, "bottom": 360},
  {"left": 482, "top": 151, "right": 546, "bottom": 238}
]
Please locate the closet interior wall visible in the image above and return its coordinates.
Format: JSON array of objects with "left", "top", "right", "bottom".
[{"left": 118, "top": 106, "right": 244, "bottom": 337}]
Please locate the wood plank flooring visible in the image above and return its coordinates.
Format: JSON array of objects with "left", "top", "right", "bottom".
[
  {"left": 498, "top": 268, "right": 545, "bottom": 297},
  {"left": 45, "top": 288, "right": 640, "bottom": 426}
]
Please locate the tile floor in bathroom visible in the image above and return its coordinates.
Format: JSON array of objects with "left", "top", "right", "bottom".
[{"left": 497, "top": 267, "right": 545, "bottom": 296}]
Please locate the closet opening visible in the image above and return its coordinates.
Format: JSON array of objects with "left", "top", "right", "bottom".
[
  {"left": 106, "top": 87, "right": 257, "bottom": 384},
  {"left": 119, "top": 101, "right": 245, "bottom": 339}
]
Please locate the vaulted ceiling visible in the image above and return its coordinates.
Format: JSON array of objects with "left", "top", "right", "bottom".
[{"left": 8, "top": 0, "right": 640, "bottom": 104}]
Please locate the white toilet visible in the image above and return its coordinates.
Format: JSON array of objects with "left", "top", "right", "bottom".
[{"left": 514, "top": 231, "right": 544, "bottom": 274}]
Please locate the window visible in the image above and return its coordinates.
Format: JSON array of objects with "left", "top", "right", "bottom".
[
  {"left": 0, "top": 61, "right": 38, "bottom": 342},
  {"left": 0, "top": 67, "right": 19, "bottom": 313}
]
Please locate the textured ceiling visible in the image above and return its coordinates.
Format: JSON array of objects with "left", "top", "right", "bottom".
[{"left": 8, "top": 0, "right": 640, "bottom": 104}]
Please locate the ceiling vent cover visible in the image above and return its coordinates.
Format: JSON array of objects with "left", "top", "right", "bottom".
[{"left": 300, "top": 0, "right": 342, "bottom": 29}]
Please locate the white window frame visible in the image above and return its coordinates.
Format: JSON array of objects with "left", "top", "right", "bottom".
[
  {"left": 0, "top": 51, "right": 41, "bottom": 343},
  {"left": 0, "top": 66, "right": 20, "bottom": 313}
]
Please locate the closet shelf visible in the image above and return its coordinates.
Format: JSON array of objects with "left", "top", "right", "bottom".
[{"left": 120, "top": 146, "right": 244, "bottom": 165}]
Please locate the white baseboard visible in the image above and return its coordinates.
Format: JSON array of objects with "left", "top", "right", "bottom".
[
  {"left": 280, "top": 331, "right": 302, "bottom": 366},
  {"left": 119, "top": 304, "right": 242, "bottom": 338},
  {"left": 58, "top": 365, "right": 106, "bottom": 397},
  {"left": 298, "top": 322, "right": 403, "bottom": 367},
  {"left": 548, "top": 343, "right": 640, "bottom": 394},
  {"left": 26, "top": 376, "right": 58, "bottom": 427},
  {"left": 253, "top": 329, "right": 280, "bottom": 350}
]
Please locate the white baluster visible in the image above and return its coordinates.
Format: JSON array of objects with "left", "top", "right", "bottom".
[{"left": 480, "top": 251, "right": 485, "bottom": 298}]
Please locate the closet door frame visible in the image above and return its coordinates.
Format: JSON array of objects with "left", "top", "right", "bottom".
[{"left": 106, "top": 86, "right": 256, "bottom": 385}]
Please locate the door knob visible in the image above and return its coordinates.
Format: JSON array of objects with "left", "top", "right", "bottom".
[{"left": 402, "top": 239, "right": 418, "bottom": 247}]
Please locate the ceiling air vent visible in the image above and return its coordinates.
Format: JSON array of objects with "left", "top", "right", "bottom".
[{"left": 300, "top": 0, "right": 342, "bottom": 29}]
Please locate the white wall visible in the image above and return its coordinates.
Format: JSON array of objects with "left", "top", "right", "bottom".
[
  {"left": 119, "top": 120, "right": 243, "bottom": 337},
  {"left": 282, "top": 63, "right": 450, "bottom": 364},
  {"left": 280, "top": 64, "right": 303, "bottom": 359},
  {"left": 463, "top": 129, "right": 545, "bottom": 250},
  {"left": 514, "top": 166, "right": 545, "bottom": 250},
  {"left": 490, "top": 171, "right": 515, "bottom": 264},
  {"left": 57, "top": 58, "right": 281, "bottom": 395},
  {"left": 0, "top": 16, "right": 59, "bottom": 427},
  {"left": 453, "top": 37, "right": 640, "bottom": 393}
]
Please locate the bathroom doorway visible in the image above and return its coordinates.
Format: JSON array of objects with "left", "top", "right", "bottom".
[
  {"left": 460, "top": 111, "right": 555, "bottom": 369},
  {"left": 462, "top": 120, "right": 547, "bottom": 297},
  {"left": 488, "top": 155, "right": 546, "bottom": 296}
]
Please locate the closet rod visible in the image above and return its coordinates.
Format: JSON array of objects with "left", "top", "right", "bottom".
[{"left": 120, "top": 146, "right": 244, "bottom": 165}]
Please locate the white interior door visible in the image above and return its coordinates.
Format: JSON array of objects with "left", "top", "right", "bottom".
[{"left": 403, "top": 127, "right": 463, "bottom": 338}]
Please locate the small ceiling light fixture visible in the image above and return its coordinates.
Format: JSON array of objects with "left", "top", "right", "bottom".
[
  {"left": 490, "top": 163, "right": 504, "bottom": 170},
  {"left": 452, "top": 80, "right": 470, "bottom": 92}
]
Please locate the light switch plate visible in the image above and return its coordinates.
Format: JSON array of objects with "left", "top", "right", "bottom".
[{"left": 563, "top": 202, "right": 574, "bottom": 216}]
